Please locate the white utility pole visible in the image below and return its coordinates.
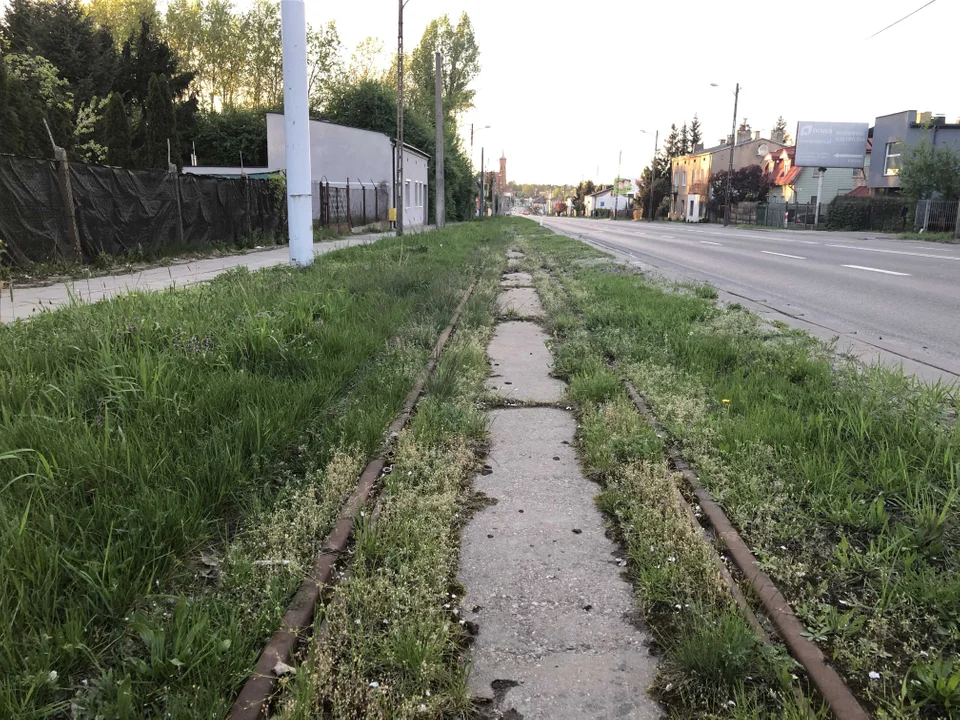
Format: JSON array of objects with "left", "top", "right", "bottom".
[
  {"left": 814, "top": 168, "right": 826, "bottom": 228},
  {"left": 396, "top": 0, "right": 407, "bottom": 236},
  {"left": 434, "top": 52, "right": 445, "bottom": 228},
  {"left": 280, "top": 0, "right": 312, "bottom": 266}
]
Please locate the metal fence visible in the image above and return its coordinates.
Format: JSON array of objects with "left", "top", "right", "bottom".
[
  {"left": 914, "top": 199, "right": 959, "bottom": 233},
  {"left": 312, "top": 180, "right": 391, "bottom": 231},
  {"left": 708, "top": 201, "right": 827, "bottom": 230}
]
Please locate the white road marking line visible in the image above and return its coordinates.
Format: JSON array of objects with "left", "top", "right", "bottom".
[
  {"left": 700, "top": 240, "right": 723, "bottom": 246},
  {"left": 761, "top": 251, "right": 806, "bottom": 260},
  {"left": 827, "top": 244, "right": 960, "bottom": 261},
  {"left": 842, "top": 265, "right": 911, "bottom": 276}
]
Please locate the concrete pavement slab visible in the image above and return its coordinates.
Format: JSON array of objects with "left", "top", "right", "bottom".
[
  {"left": 498, "top": 287, "right": 543, "bottom": 318},
  {"left": 459, "top": 408, "right": 660, "bottom": 720},
  {"left": 501, "top": 272, "right": 533, "bottom": 287},
  {"left": 485, "top": 321, "right": 565, "bottom": 404}
]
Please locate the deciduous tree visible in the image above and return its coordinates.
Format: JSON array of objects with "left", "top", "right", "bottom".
[
  {"left": 86, "top": 0, "right": 158, "bottom": 46},
  {"left": 408, "top": 12, "right": 480, "bottom": 119},
  {"left": 898, "top": 132, "right": 960, "bottom": 201}
]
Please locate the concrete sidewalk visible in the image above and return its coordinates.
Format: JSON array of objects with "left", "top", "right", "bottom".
[{"left": 1, "top": 230, "right": 407, "bottom": 323}]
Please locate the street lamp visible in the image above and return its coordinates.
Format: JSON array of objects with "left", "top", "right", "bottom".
[
  {"left": 470, "top": 123, "right": 490, "bottom": 167},
  {"left": 640, "top": 129, "right": 658, "bottom": 222},
  {"left": 711, "top": 82, "right": 740, "bottom": 227},
  {"left": 471, "top": 124, "right": 491, "bottom": 219}
]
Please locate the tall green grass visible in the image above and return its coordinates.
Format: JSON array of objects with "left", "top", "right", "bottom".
[
  {"left": 0, "top": 222, "right": 507, "bottom": 717},
  {"left": 526, "top": 225, "right": 960, "bottom": 718}
]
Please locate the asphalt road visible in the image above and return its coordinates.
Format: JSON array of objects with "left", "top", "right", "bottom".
[{"left": 540, "top": 216, "right": 960, "bottom": 383}]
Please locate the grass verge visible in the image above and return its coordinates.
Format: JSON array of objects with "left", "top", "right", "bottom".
[
  {"left": 896, "top": 232, "right": 956, "bottom": 243},
  {"left": 514, "top": 218, "right": 960, "bottom": 718},
  {"left": 0, "top": 220, "right": 507, "bottom": 718},
  {"left": 273, "top": 264, "right": 499, "bottom": 719}
]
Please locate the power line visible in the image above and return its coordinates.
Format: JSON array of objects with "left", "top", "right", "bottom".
[{"left": 866, "top": 0, "right": 938, "bottom": 40}]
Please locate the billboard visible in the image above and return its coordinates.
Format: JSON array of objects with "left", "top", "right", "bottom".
[
  {"left": 795, "top": 121, "right": 869, "bottom": 169},
  {"left": 615, "top": 178, "right": 636, "bottom": 195}
]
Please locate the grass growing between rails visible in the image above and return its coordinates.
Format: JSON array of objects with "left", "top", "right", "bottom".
[
  {"left": 275, "top": 274, "right": 499, "bottom": 719},
  {"left": 516, "top": 220, "right": 960, "bottom": 718},
  {"left": 0, "top": 220, "right": 508, "bottom": 718}
]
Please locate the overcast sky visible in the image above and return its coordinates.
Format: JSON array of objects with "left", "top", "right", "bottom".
[{"left": 311, "top": 0, "right": 956, "bottom": 185}]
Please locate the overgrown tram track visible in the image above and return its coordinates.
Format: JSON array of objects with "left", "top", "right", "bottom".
[
  {"left": 227, "top": 280, "right": 478, "bottom": 720},
  {"left": 530, "top": 249, "right": 870, "bottom": 719},
  {"left": 622, "top": 380, "right": 869, "bottom": 720}
]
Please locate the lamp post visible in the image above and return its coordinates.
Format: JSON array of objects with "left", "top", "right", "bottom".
[
  {"left": 471, "top": 124, "right": 490, "bottom": 219},
  {"left": 640, "top": 129, "right": 658, "bottom": 222},
  {"left": 711, "top": 82, "right": 740, "bottom": 227}
]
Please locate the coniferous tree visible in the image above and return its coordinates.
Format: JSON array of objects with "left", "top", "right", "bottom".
[
  {"left": 689, "top": 113, "right": 703, "bottom": 149},
  {"left": 679, "top": 122, "right": 690, "bottom": 156},
  {"left": 773, "top": 115, "right": 792, "bottom": 144},
  {"left": 142, "top": 73, "right": 177, "bottom": 168},
  {"left": 103, "top": 91, "right": 132, "bottom": 166},
  {"left": 664, "top": 123, "right": 679, "bottom": 158}
]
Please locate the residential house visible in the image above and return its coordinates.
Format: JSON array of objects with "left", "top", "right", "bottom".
[
  {"left": 869, "top": 110, "right": 960, "bottom": 195},
  {"left": 586, "top": 186, "right": 627, "bottom": 217},
  {"left": 265, "top": 113, "right": 430, "bottom": 228},
  {"left": 532, "top": 195, "right": 548, "bottom": 214},
  {"left": 669, "top": 130, "right": 789, "bottom": 221},
  {"left": 762, "top": 146, "right": 856, "bottom": 206}
]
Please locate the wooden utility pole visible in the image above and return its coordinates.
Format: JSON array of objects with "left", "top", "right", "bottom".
[
  {"left": 434, "top": 51, "right": 445, "bottom": 229},
  {"left": 44, "top": 119, "right": 82, "bottom": 262}
]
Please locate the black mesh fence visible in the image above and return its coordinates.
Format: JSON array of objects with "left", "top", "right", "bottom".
[{"left": 0, "top": 154, "right": 282, "bottom": 268}]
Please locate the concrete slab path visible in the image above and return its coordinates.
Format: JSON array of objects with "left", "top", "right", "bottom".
[
  {"left": 1, "top": 228, "right": 427, "bottom": 324},
  {"left": 501, "top": 272, "right": 533, "bottom": 288},
  {"left": 459, "top": 251, "right": 660, "bottom": 719},
  {"left": 498, "top": 287, "right": 543, "bottom": 318},
  {"left": 485, "top": 322, "right": 565, "bottom": 404}
]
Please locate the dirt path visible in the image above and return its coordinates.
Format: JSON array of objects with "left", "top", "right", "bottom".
[{"left": 458, "top": 257, "right": 662, "bottom": 719}]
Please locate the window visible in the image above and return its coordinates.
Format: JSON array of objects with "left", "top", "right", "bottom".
[
  {"left": 884, "top": 141, "right": 902, "bottom": 176},
  {"left": 405, "top": 180, "right": 411, "bottom": 208},
  {"left": 416, "top": 182, "right": 421, "bottom": 207}
]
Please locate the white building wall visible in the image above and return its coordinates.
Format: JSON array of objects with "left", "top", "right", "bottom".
[{"left": 266, "top": 112, "right": 429, "bottom": 228}]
